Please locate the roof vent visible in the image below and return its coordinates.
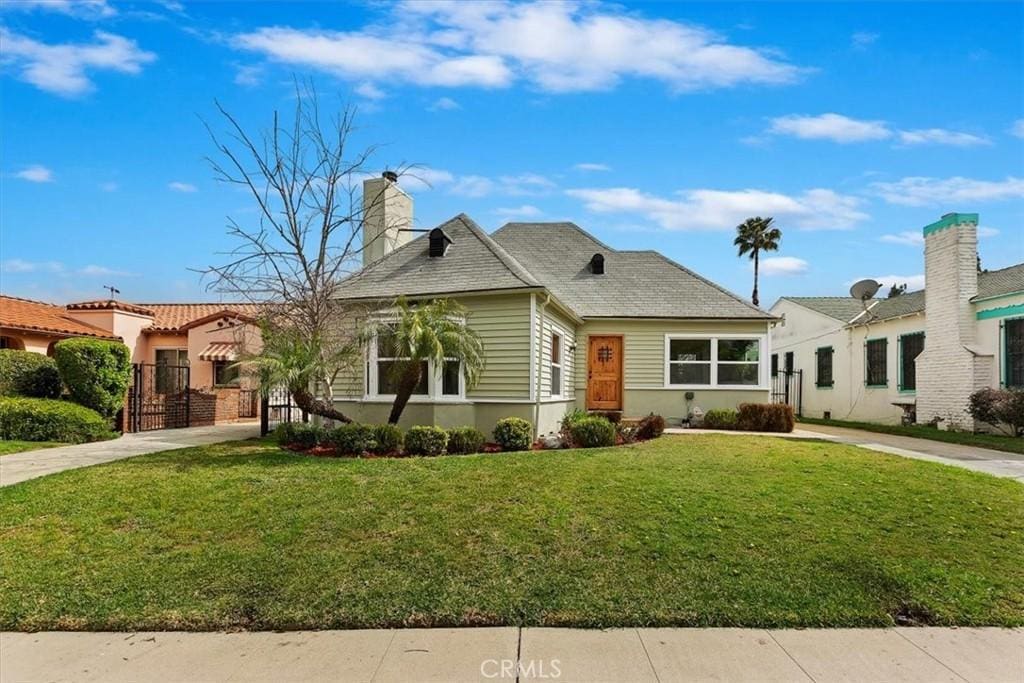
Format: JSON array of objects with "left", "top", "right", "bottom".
[
  {"left": 428, "top": 228, "right": 452, "bottom": 257},
  {"left": 589, "top": 253, "right": 605, "bottom": 275}
]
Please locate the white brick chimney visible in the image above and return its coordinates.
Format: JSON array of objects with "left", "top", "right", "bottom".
[
  {"left": 362, "top": 171, "right": 413, "bottom": 266},
  {"left": 916, "top": 212, "right": 983, "bottom": 429}
]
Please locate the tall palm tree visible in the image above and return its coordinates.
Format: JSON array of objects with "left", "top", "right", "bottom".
[
  {"left": 361, "top": 297, "right": 485, "bottom": 424},
  {"left": 734, "top": 216, "right": 782, "bottom": 307}
]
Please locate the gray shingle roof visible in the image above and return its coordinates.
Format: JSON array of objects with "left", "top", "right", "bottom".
[
  {"left": 491, "top": 222, "right": 771, "bottom": 319},
  {"left": 333, "top": 214, "right": 541, "bottom": 300},
  {"left": 867, "top": 290, "right": 926, "bottom": 322},
  {"left": 976, "top": 263, "right": 1024, "bottom": 300},
  {"left": 775, "top": 297, "right": 872, "bottom": 322}
]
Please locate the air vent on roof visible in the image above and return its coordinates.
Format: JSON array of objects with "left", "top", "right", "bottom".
[
  {"left": 429, "top": 228, "right": 453, "bottom": 257},
  {"left": 589, "top": 253, "right": 605, "bottom": 275}
]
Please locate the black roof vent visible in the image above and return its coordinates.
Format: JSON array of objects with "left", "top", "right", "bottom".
[
  {"left": 589, "top": 253, "right": 605, "bottom": 275},
  {"left": 382, "top": 170, "right": 399, "bottom": 183},
  {"left": 428, "top": 228, "right": 453, "bottom": 257}
]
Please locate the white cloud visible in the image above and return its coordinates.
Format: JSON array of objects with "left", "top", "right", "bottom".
[
  {"left": 495, "top": 204, "right": 543, "bottom": 218},
  {"left": 1, "top": 259, "right": 64, "bottom": 274},
  {"left": 574, "top": 162, "right": 611, "bottom": 172},
  {"left": 395, "top": 167, "right": 555, "bottom": 198},
  {"left": 978, "top": 226, "right": 1000, "bottom": 238},
  {"left": 897, "top": 128, "right": 990, "bottom": 147},
  {"left": 0, "top": 29, "right": 155, "bottom": 97},
  {"left": 233, "top": 1, "right": 804, "bottom": 94},
  {"left": 355, "top": 81, "right": 386, "bottom": 100},
  {"left": 851, "top": 274, "right": 926, "bottom": 292},
  {"left": 768, "top": 113, "right": 890, "bottom": 143},
  {"left": 168, "top": 181, "right": 197, "bottom": 193},
  {"left": 851, "top": 31, "right": 879, "bottom": 48},
  {"left": 399, "top": 167, "right": 456, "bottom": 192},
  {"left": 2, "top": 0, "right": 116, "bottom": 19},
  {"left": 429, "top": 96, "right": 460, "bottom": 111},
  {"left": 15, "top": 164, "right": 53, "bottom": 183},
  {"left": 760, "top": 256, "right": 808, "bottom": 276},
  {"left": 870, "top": 176, "right": 1024, "bottom": 206},
  {"left": 879, "top": 231, "right": 924, "bottom": 247},
  {"left": 1011, "top": 119, "right": 1024, "bottom": 139},
  {"left": 79, "top": 264, "right": 135, "bottom": 277},
  {"left": 233, "top": 64, "right": 263, "bottom": 87},
  {"left": 567, "top": 186, "right": 867, "bottom": 231}
]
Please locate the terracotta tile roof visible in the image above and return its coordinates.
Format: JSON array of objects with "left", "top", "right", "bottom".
[
  {"left": 137, "top": 303, "right": 262, "bottom": 332},
  {"left": 0, "top": 295, "right": 119, "bottom": 339},
  {"left": 66, "top": 299, "right": 156, "bottom": 316}
]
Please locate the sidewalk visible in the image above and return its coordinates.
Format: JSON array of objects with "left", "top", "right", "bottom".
[
  {"left": 2, "top": 627, "right": 1020, "bottom": 682},
  {"left": 0, "top": 423, "right": 261, "bottom": 487}
]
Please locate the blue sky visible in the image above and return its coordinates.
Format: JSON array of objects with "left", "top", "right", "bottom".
[{"left": 1, "top": 0, "right": 1022, "bottom": 306}]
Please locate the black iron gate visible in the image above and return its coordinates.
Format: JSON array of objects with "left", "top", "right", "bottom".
[
  {"left": 259, "top": 384, "right": 307, "bottom": 436},
  {"left": 128, "top": 363, "right": 191, "bottom": 432},
  {"left": 771, "top": 369, "right": 803, "bottom": 417}
]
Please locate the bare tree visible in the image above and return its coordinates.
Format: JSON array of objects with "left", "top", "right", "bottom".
[{"left": 199, "top": 81, "right": 410, "bottom": 421}]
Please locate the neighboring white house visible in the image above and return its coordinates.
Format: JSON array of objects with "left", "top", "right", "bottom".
[{"left": 770, "top": 213, "right": 1023, "bottom": 429}]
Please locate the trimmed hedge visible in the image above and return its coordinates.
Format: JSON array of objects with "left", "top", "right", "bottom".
[
  {"left": 275, "top": 423, "right": 325, "bottom": 449},
  {"left": 636, "top": 414, "right": 666, "bottom": 440},
  {"left": 405, "top": 425, "right": 448, "bottom": 456},
  {"left": 0, "top": 349, "right": 62, "bottom": 399},
  {"left": 447, "top": 426, "right": 486, "bottom": 454},
  {"left": 493, "top": 417, "right": 532, "bottom": 452},
  {"left": 53, "top": 338, "right": 131, "bottom": 418},
  {"left": 0, "top": 397, "right": 115, "bottom": 443},
  {"left": 372, "top": 424, "right": 404, "bottom": 454},
  {"left": 737, "top": 403, "right": 794, "bottom": 433},
  {"left": 326, "top": 423, "right": 376, "bottom": 455},
  {"left": 568, "top": 415, "right": 616, "bottom": 448},
  {"left": 703, "top": 409, "right": 738, "bottom": 430}
]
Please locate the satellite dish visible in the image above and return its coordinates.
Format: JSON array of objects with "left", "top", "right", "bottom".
[{"left": 849, "top": 279, "right": 881, "bottom": 301}]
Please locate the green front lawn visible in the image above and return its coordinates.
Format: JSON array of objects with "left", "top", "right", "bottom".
[
  {"left": 0, "top": 440, "right": 62, "bottom": 456},
  {"left": 798, "top": 416, "right": 1024, "bottom": 455},
  {"left": 1, "top": 435, "right": 1022, "bottom": 631}
]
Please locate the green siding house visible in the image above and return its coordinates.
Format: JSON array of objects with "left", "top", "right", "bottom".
[{"left": 331, "top": 174, "right": 775, "bottom": 436}]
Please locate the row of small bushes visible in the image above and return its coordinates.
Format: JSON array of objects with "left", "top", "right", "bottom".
[
  {"left": 560, "top": 410, "right": 666, "bottom": 448},
  {"left": 702, "top": 403, "right": 795, "bottom": 433},
  {"left": 0, "top": 397, "right": 117, "bottom": 444}
]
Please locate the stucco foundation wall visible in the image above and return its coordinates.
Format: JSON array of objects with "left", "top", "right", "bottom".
[
  {"left": 331, "top": 400, "right": 557, "bottom": 439},
  {"left": 578, "top": 388, "right": 770, "bottom": 424}
]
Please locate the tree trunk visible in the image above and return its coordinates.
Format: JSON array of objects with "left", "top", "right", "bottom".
[
  {"left": 388, "top": 362, "right": 423, "bottom": 424},
  {"left": 752, "top": 250, "right": 760, "bottom": 307},
  {"left": 291, "top": 386, "right": 352, "bottom": 423}
]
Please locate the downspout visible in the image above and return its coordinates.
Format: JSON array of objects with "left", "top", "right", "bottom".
[{"left": 534, "top": 293, "right": 551, "bottom": 439}]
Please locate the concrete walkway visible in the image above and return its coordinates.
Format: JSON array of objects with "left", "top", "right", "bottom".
[
  {"left": 2, "top": 627, "right": 1020, "bottom": 682},
  {"left": 0, "top": 422, "right": 261, "bottom": 487},
  {"left": 666, "top": 425, "right": 1024, "bottom": 482}
]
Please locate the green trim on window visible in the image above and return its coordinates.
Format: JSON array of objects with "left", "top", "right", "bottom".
[
  {"left": 977, "top": 303, "right": 1024, "bottom": 320},
  {"left": 897, "top": 331, "right": 924, "bottom": 394},
  {"left": 864, "top": 337, "right": 888, "bottom": 388},
  {"left": 922, "top": 212, "right": 978, "bottom": 237},
  {"left": 1004, "top": 316, "right": 1024, "bottom": 389}
]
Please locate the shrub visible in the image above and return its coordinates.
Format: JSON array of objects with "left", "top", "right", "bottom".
[
  {"left": 0, "top": 349, "right": 62, "bottom": 398},
  {"left": 447, "top": 426, "right": 486, "bottom": 454},
  {"left": 969, "top": 387, "right": 1024, "bottom": 436},
  {"left": 53, "top": 338, "right": 131, "bottom": 418},
  {"left": 405, "top": 425, "right": 448, "bottom": 456},
  {"left": 737, "top": 403, "right": 794, "bottom": 433},
  {"left": 0, "top": 397, "right": 115, "bottom": 443},
  {"left": 703, "top": 409, "right": 738, "bottom": 430},
  {"left": 493, "top": 417, "right": 532, "bottom": 451},
  {"left": 636, "top": 413, "right": 666, "bottom": 440},
  {"left": 372, "top": 423, "right": 403, "bottom": 454},
  {"left": 276, "top": 422, "right": 325, "bottom": 449},
  {"left": 568, "top": 415, "right": 616, "bottom": 448},
  {"left": 593, "top": 411, "right": 622, "bottom": 424},
  {"left": 326, "top": 423, "right": 377, "bottom": 455}
]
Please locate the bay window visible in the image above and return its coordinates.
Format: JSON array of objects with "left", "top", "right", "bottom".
[{"left": 665, "top": 335, "right": 764, "bottom": 388}]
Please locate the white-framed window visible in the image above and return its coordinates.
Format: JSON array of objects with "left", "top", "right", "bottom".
[
  {"left": 365, "top": 330, "right": 464, "bottom": 400},
  {"left": 550, "top": 331, "right": 562, "bottom": 396},
  {"left": 664, "top": 334, "right": 766, "bottom": 388}
]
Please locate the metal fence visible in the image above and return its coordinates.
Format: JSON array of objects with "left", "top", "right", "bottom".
[
  {"left": 770, "top": 369, "right": 803, "bottom": 417},
  {"left": 239, "top": 389, "right": 259, "bottom": 419},
  {"left": 127, "top": 363, "right": 191, "bottom": 432},
  {"left": 259, "top": 385, "right": 307, "bottom": 436}
]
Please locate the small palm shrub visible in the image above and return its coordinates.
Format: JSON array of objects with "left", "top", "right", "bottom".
[
  {"left": 326, "top": 423, "right": 377, "bottom": 455},
  {"left": 703, "top": 409, "right": 738, "bottom": 430},
  {"left": 372, "top": 423, "right": 404, "bottom": 454},
  {"left": 737, "top": 403, "right": 794, "bottom": 433},
  {"left": 493, "top": 417, "right": 532, "bottom": 451},
  {"left": 0, "top": 397, "right": 115, "bottom": 443},
  {"left": 447, "top": 426, "right": 486, "bottom": 454},
  {"left": 53, "top": 338, "right": 131, "bottom": 418},
  {"left": 0, "top": 349, "right": 62, "bottom": 398},
  {"left": 636, "top": 413, "right": 666, "bottom": 440},
  {"left": 405, "top": 425, "right": 448, "bottom": 456},
  {"left": 568, "top": 415, "right": 616, "bottom": 448}
]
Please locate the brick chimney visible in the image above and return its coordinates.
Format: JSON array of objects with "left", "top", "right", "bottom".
[
  {"left": 916, "top": 212, "right": 983, "bottom": 429},
  {"left": 362, "top": 171, "right": 413, "bottom": 266}
]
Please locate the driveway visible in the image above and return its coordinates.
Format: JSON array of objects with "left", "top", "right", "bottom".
[{"left": 0, "top": 423, "right": 261, "bottom": 487}]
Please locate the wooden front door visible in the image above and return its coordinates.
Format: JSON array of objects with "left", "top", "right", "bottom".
[{"left": 587, "top": 335, "right": 623, "bottom": 410}]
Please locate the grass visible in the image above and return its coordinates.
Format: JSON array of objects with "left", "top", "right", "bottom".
[
  {"left": 1, "top": 435, "right": 1022, "bottom": 631},
  {"left": 0, "top": 440, "right": 62, "bottom": 456},
  {"left": 798, "top": 416, "right": 1024, "bottom": 455}
]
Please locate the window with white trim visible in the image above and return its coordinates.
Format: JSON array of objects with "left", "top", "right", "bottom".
[
  {"left": 366, "top": 330, "right": 464, "bottom": 399},
  {"left": 666, "top": 336, "right": 763, "bottom": 387},
  {"left": 550, "top": 331, "right": 562, "bottom": 396}
]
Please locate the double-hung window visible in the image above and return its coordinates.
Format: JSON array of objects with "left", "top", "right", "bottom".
[
  {"left": 550, "top": 332, "right": 562, "bottom": 396},
  {"left": 898, "top": 332, "right": 924, "bottom": 392},
  {"left": 1005, "top": 318, "right": 1024, "bottom": 388},
  {"left": 815, "top": 347, "right": 834, "bottom": 388},
  {"left": 666, "top": 336, "right": 763, "bottom": 387},
  {"left": 368, "top": 330, "right": 463, "bottom": 399},
  {"left": 865, "top": 338, "right": 887, "bottom": 387}
]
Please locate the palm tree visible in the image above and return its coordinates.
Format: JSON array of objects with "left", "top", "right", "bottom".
[
  {"left": 361, "top": 297, "right": 485, "bottom": 424},
  {"left": 733, "top": 216, "right": 782, "bottom": 307}
]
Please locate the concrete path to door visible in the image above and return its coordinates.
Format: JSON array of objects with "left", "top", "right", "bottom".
[
  {"left": 3, "top": 626, "right": 1020, "bottom": 682},
  {"left": 0, "top": 422, "right": 260, "bottom": 488}
]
